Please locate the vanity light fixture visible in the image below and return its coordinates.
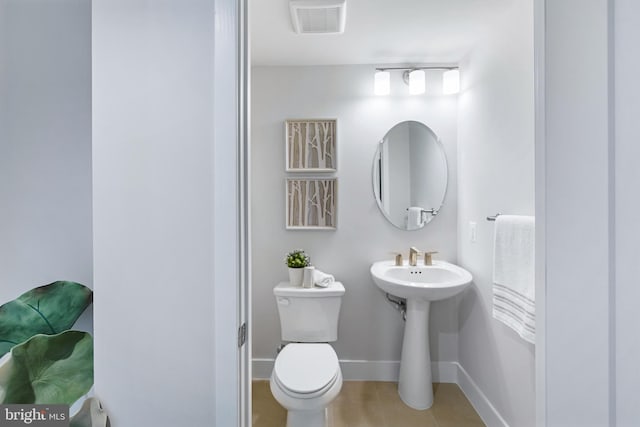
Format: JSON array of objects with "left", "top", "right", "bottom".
[
  {"left": 408, "top": 69, "right": 426, "bottom": 95},
  {"left": 442, "top": 69, "right": 460, "bottom": 95},
  {"left": 374, "top": 70, "right": 391, "bottom": 96},
  {"left": 374, "top": 66, "right": 459, "bottom": 96}
]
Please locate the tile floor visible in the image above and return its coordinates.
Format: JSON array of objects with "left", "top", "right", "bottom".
[{"left": 252, "top": 380, "right": 486, "bottom": 427}]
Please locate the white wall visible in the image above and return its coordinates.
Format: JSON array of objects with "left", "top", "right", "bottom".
[
  {"left": 0, "top": 0, "right": 93, "bottom": 331},
  {"left": 457, "top": 2, "right": 535, "bottom": 426},
  {"left": 251, "top": 65, "right": 459, "bottom": 377},
  {"left": 92, "top": 1, "right": 238, "bottom": 425},
  {"left": 614, "top": 2, "right": 640, "bottom": 424}
]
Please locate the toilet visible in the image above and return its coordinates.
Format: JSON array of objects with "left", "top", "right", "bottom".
[{"left": 270, "top": 281, "right": 345, "bottom": 427}]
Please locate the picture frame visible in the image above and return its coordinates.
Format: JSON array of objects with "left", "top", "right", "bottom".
[
  {"left": 285, "top": 178, "right": 337, "bottom": 230},
  {"left": 285, "top": 119, "right": 337, "bottom": 172}
]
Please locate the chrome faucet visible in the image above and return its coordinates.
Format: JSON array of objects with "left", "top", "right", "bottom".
[{"left": 409, "top": 247, "right": 421, "bottom": 266}]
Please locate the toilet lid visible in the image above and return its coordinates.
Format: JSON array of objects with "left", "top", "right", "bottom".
[{"left": 274, "top": 343, "right": 339, "bottom": 394}]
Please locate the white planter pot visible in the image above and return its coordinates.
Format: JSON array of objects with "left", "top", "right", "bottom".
[{"left": 288, "top": 268, "right": 304, "bottom": 286}]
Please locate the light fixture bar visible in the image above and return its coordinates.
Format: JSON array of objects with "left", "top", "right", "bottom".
[
  {"left": 373, "top": 66, "right": 460, "bottom": 96},
  {"left": 375, "top": 66, "right": 458, "bottom": 72}
]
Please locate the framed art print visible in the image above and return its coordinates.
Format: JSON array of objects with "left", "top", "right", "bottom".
[
  {"left": 286, "top": 178, "right": 337, "bottom": 230},
  {"left": 285, "top": 119, "right": 337, "bottom": 172}
]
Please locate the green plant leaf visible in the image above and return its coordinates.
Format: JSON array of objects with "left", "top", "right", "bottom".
[
  {"left": 285, "top": 249, "right": 310, "bottom": 268},
  {"left": 0, "top": 281, "right": 93, "bottom": 357},
  {"left": 0, "top": 331, "right": 93, "bottom": 404}
]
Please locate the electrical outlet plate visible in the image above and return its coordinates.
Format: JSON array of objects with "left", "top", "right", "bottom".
[{"left": 469, "top": 221, "right": 477, "bottom": 243}]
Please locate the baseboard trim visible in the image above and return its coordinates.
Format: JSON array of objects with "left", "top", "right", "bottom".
[
  {"left": 252, "top": 358, "right": 272, "bottom": 380},
  {"left": 456, "top": 363, "right": 510, "bottom": 427},
  {"left": 252, "top": 358, "right": 458, "bottom": 382},
  {"left": 253, "top": 358, "right": 508, "bottom": 427}
]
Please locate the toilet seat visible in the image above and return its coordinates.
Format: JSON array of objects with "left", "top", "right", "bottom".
[{"left": 273, "top": 343, "right": 340, "bottom": 399}]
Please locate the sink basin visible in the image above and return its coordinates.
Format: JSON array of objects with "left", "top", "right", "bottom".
[
  {"left": 370, "top": 259, "right": 472, "bottom": 410},
  {"left": 370, "top": 260, "right": 472, "bottom": 301}
]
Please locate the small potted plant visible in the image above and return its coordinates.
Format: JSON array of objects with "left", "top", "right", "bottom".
[{"left": 285, "top": 249, "right": 310, "bottom": 286}]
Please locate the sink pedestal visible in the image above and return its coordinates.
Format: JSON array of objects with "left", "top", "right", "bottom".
[
  {"left": 398, "top": 298, "right": 433, "bottom": 410},
  {"left": 370, "top": 259, "right": 473, "bottom": 410}
]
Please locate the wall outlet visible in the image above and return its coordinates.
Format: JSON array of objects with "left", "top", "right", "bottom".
[{"left": 469, "top": 221, "right": 477, "bottom": 243}]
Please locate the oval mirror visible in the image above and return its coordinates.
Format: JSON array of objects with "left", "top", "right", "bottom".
[{"left": 372, "top": 121, "right": 448, "bottom": 230}]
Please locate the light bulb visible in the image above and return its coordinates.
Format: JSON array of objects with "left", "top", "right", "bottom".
[
  {"left": 442, "top": 69, "right": 460, "bottom": 94},
  {"left": 409, "top": 69, "right": 425, "bottom": 95},
  {"left": 374, "top": 70, "right": 390, "bottom": 96}
]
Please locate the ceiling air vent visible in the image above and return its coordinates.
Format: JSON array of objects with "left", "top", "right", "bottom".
[{"left": 289, "top": 0, "right": 347, "bottom": 34}]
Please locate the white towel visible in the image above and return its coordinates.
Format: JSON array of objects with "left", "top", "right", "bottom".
[
  {"left": 492, "top": 215, "right": 535, "bottom": 344},
  {"left": 407, "top": 207, "right": 423, "bottom": 230},
  {"left": 313, "top": 270, "right": 335, "bottom": 288}
]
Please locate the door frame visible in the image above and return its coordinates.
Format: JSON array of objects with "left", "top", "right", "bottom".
[
  {"left": 238, "top": 0, "right": 251, "bottom": 424},
  {"left": 213, "top": 0, "right": 250, "bottom": 425}
]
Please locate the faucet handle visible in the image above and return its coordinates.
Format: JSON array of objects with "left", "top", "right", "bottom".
[
  {"left": 389, "top": 251, "right": 404, "bottom": 266},
  {"left": 424, "top": 251, "right": 439, "bottom": 265}
]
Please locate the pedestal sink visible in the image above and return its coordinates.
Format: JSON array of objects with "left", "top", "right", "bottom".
[{"left": 370, "top": 260, "right": 472, "bottom": 410}]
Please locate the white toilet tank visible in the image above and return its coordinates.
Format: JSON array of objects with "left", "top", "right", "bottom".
[{"left": 273, "top": 281, "right": 345, "bottom": 342}]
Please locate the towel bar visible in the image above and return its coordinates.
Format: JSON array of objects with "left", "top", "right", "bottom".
[
  {"left": 486, "top": 213, "right": 501, "bottom": 221},
  {"left": 406, "top": 207, "right": 439, "bottom": 215}
]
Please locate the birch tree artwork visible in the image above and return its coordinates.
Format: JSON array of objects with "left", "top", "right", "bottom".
[
  {"left": 286, "top": 119, "right": 337, "bottom": 171},
  {"left": 286, "top": 178, "right": 337, "bottom": 229}
]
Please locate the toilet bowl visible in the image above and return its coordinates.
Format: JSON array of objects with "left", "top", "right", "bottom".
[{"left": 270, "top": 343, "right": 343, "bottom": 427}]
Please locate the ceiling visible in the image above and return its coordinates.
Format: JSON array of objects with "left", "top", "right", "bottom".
[{"left": 250, "top": 0, "right": 515, "bottom": 66}]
